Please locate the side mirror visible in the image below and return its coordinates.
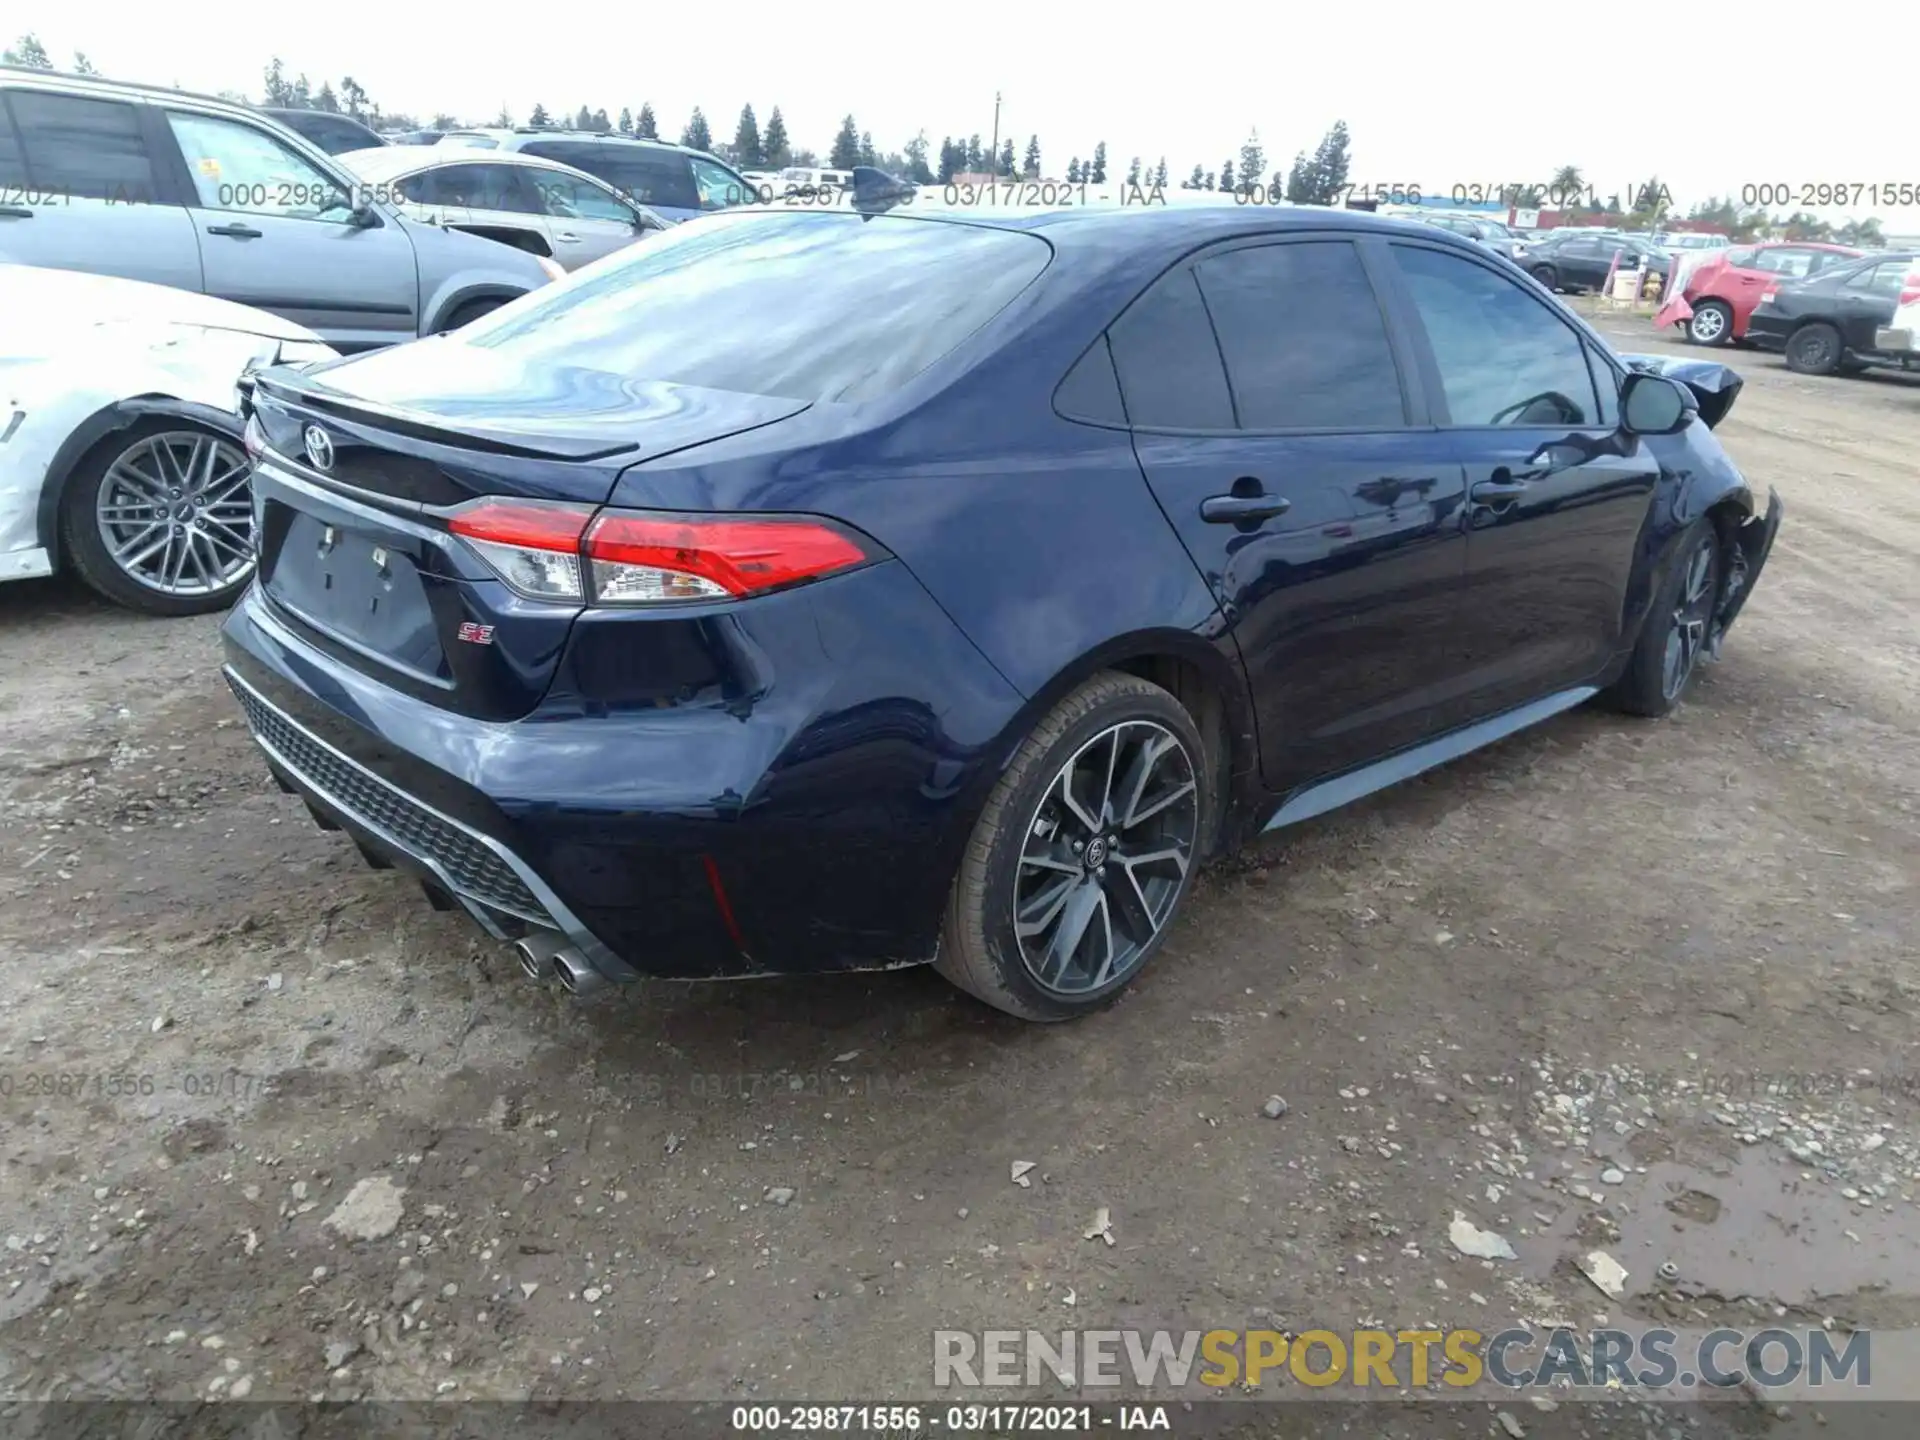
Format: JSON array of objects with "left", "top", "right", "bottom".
[
  {"left": 1620, "top": 372, "right": 1694, "bottom": 435},
  {"left": 349, "top": 203, "right": 381, "bottom": 229}
]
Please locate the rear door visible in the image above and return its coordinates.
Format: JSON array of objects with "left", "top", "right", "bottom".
[
  {"left": 158, "top": 107, "right": 420, "bottom": 347},
  {"left": 522, "top": 167, "right": 644, "bottom": 267},
  {"left": 521, "top": 140, "right": 702, "bottom": 221},
  {"left": 1384, "top": 238, "right": 1659, "bottom": 712},
  {"left": 0, "top": 89, "right": 202, "bottom": 290},
  {"left": 399, "top": 160, "right": 550, "bottom": 256},
  {"left": 1112, "top": 234, "right": 1473, "bottom": 792},
  {"left": 1835, "top": 257, "right": 1911, "bottom": 353}
]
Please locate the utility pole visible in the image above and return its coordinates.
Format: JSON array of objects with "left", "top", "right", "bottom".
[{"left": 989, "top": 91, "right": 1001, "bottom": 180}]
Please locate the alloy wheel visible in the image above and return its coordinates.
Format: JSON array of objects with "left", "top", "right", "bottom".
[
  {"left": 1689, "top": 305, "right": 1727, "bottom": 343},
  {"left": 94, "top": 430, "right": 256, "bottom": 598},
  {"left": 1012, "top": 720, "right": 1199, "bottom": 997},
  {"left": 1661, "top": 538, "right": 1718, "bottom": 701}
]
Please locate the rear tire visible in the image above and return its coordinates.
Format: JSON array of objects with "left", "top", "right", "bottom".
[
  {"left": 935, "top": 672, "right": 1209, "bottom": 1021},
  {"left": 1530, "top": 264, "right": 1559, "bottom": 291},
  {"left": 1784, "top": 321, "right": 1842, "bottom": 376},
  {"left": 1601, "top": 517, "right": 1722, "bottom": 718},
  {"left": 1686, "top": 299, "right": 1733, "bottom": 346},
  {"left": 57, "top": 420, "right": 256, "bottom": 616}
]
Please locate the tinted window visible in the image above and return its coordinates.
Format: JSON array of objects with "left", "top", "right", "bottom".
[
  {"left": 1108, "top": 269, "right": 1234, "bottom": 430},
  {"left": 1195, "top": 242, "right": 1404, "bottom": 429},
  {"left": 456, "top": 211, "right": 1050, "bottom": 403},
  {"left": 527, "top": 168, "right": 633, "bottom": 223},
  {"left": 279, "top": 113, "right": 380, "bottom": 155},
  {"left": 1393, "top": 244, "right": 1599, "bottom": 426},
  {"left": 689, "top": 155, "right": 755, "bottom": 209},
  {"left": 524, "top": 141, "right": 699, "bottom": 210},
  {"left": 6, "top": 91, "right": 155, "bottom": 201},
  {"left": 166, "top": 111, "right": 351, "bottom": 220},
  {"left": 1849, "top": 259, "right": 1912, "bottom": 296},
  {"left": 406, "top": 162, "right": 537, "bottom": 213},
  {"left": 0, "top": 98, "right": 24, "bottom": 186},
  {"left": 1054, "top": 337, "right": 1126, "bottom": 425}
]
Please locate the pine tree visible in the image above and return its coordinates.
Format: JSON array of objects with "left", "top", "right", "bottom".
[
  {"left": 635, "top": 103, "right": 658, "bottom": 139},
  {"left": 575, "top": 104, "right": 594, "bottom": 130},
  {"left": 965, "top": 134, "right": 983, "bottom": 172},
  {"left": 829, "top": 115, "right": 860, "bottom": 170},
  {"left": 1023, "top": 136, "right": 1041, "bottom": 179},
  {"left": 1090, "top": 142, "right": 1107, "bottom": 184},
  {"left": 1285, "top": 149, "right": 1312, "bottom": 204},
  {"left": 938, "top": 138, "right": 959, "bottom": 183},
  {"left": 313, "top": 82, "right": 340, "bottom": 114},
  {"left": 1220, "top": 159, "right": 1234, "bottom": 192},
  {"left": 1126, "top": 156, "right": 1141, "bottom": 186},
  {"left": 2, "top": 34, "right": 51, "bottom": 68},
  {"left": 263, "top": 58, "right": 291, "bottom": 106},
  {"left": 858, "top": 130, "right": 876, "bottom": 166},
  {"left": 732, "top": 104, "right": 763, "bottom": 168},
  {"left": 1185, "top": 163, "right": 1204, "bottom": 190},
  {"left": 493, "top": 105, "right": 512, "bottom": 127},
  {"left": 682, "top": 107, "right": 712, "bottom": 151},
  {"left": 904, "top": 131, "right": 933, "bottom": 184},
  {"left": 1310, "top": 120, "right": 1351, "bottom": 203},
  {"left": 1239, "top": 130, "right": 1265, "bottom": 195},
  {"left": 618, "top": 107, "right": 633, "bottom": 134},
  {"left": 591, "top": 107, "right": 610, "bottom": 131},
  {"left": 1204, "top": 170, "right": 1216, "bottom": 190},
  {"left": 998, "top": 138, "right": 1015, "bottom": 177},
  {"left": 288, "top": 73, "right": 312, "bottom": 107},
  {"left": 529, "top": 102, "right": 552, "bottom": 128},
  {"left": 763, "top": 107, "right": 790, "bottom": 167},
  {"left": 1066, "top": 158, "right": 1082, "bottom": 183}
]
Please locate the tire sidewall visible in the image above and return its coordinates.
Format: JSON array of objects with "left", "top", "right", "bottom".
[
  {"left": 1622, "top": 518, "right": 1720, "bottom": 715},
  {"left": 1786, "top": 323, "right": 1840, "bottom": 375},
  {"left": 57, "top": 419, "right": 254, "bottom": 617},
  {"left": 965, "top": 683, "right": 1210, "bottom": 1020}
]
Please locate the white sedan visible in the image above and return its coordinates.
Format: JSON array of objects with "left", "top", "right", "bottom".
[{"left": 0, "top": 264, "right": 336, "bottom": 614}]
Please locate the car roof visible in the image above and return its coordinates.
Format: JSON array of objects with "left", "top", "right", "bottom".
[
  {"left": 0, "top": 62, "right": 271, "bottom": 126},
  {"left": 447, "top": 128, "right": 699, "bottom": 154},
  {"left": 341, "top": 144, "right": 606, "bottom": 181}
]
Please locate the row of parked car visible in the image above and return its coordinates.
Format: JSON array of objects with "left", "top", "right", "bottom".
[{"left": 1663, "top": 241, "right": 1920, "bottom": 376}]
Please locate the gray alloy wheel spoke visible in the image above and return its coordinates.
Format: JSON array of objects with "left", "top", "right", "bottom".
[
  {"left": 1013, "top": 717, "right": 1199, "bottom": 998},
  {"left": 96, "top": 431, "right": 256, "bottom": 596}
]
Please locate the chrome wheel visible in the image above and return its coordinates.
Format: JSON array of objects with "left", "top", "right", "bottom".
[
  {"left": 94, "top": 430, "right": 255, "bottom": 597},
  {"left": 1688, "top": 303, "right": 1728, "bottom": 344},
  {"left": 1013, "top": 720, "right": 1198, "bottom": 997},
  {"left": 1661, "top": 538, "right": 1718, "bottom": 701}
]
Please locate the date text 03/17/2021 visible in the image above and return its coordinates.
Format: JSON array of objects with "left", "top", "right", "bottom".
[{"left": 728, "top": 1404, "right": 1170, "bottom": 1433}]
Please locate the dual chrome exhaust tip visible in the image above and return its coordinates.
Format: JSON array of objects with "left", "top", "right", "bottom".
[{"left": 512, "top": 930, "right": 607, "bottom": 999}]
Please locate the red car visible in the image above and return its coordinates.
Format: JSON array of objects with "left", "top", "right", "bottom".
[{"left": 1675, "top": 242, "right": 1862, "bottom": 345}]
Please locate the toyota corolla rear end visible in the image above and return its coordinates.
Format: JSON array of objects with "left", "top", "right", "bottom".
[{"left": 221, "top": 209, "right": 1050, "bottom": 993}]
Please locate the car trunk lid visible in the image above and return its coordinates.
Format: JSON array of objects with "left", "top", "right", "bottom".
[{"left": 245, "top": 363, "right": 810, "bottom": 720}]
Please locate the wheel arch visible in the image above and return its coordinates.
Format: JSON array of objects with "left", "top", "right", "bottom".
[
  {"left": 34, "top": 396, "right": 243, "bottom": 573},
  {"left": 421, "top": 282, "right": 533, "bottom": 335},
  {"left": 981, "top": 629, "right": 1259, "bottom": 860}
]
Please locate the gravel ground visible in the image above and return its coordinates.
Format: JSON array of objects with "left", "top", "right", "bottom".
[{"left": 0, "top": 318, "right": 1915, "bottom": 1435}]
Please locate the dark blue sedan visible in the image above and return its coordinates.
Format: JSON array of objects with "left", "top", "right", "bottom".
[{"left": 222, "top": 202, "right": 1781, "bottom": 1021}]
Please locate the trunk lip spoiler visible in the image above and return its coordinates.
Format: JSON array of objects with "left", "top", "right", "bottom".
[{"left": 254, "top": 370, "right": 644, "bottom": 463}]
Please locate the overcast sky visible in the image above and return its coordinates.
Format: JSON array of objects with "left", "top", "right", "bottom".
[{"left": 18, "top": 3, "right": 1916, "bottom": 227}]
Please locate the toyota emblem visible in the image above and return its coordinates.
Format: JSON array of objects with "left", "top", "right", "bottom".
[{"left": 303, "top": 424, "right": 335, "bottom": 472}]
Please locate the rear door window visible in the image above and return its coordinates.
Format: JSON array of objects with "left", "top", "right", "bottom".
[
  {"left": 1107, "top": 269, "right": 1235, "bottom": 430},
  {"left": 457, "top": 210, "right": 1051, "bottom": 402},
  {"left": 404, "top": 162, "right": 539, "bottom": 213},
  {"left": 1193, "top": 240, "right": 1406, "bottom": 429},
  {"left": 524, "top": 141, "right": 699, "bottom": 210},
  {"left": 5, "top": 90, "right": 157, "bottom": 201},
  {"left": 0, "top": 96, "right": 25, "bottom": 186}
]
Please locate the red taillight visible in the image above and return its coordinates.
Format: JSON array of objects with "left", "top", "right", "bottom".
[
  {"left": 583, "top": 511, "right": 873, "bottom": 604},
  {"left": 1902, "top": 283, "right": 1920, "bottom": 308},
  {"left": 448, "top": 499, "right": 593, "bottom": 601},
  {"left": 447, "top": 501, "right": 876, "bottom": 606}
]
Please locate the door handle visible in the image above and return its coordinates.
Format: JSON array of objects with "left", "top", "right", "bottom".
[
  {"left": 0, "top": 204, "right": 32, "bottom": 220},
  {"left": 206, "top": 222, "right": 263, "bottom": 239},
  {"left": 554, "top": 231, "right": 580, "bottom": 243},
  {"left": 1470, "top": 476, "right": 1530, "bottom": 502},
  {"left": 1200, "top": 492, "right": 1292, "bottom": 524}
]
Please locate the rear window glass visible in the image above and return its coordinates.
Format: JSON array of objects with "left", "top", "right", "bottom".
[
  {"left": 523, "top": 141, "right": 699, "bottom": 210},
  {"left": 457, "top": 211, "right": 1051, "bottom": 402}
]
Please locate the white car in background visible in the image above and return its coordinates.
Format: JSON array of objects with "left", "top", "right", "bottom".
[
  {"left": 338, "top": 147, "right": 671, "bottom": 272},
  {"left": 0, "top": 263, "right": 336, "bottom": 613},
  {"left": 1874, "top": 257, "right": 1920, "bottom": 361}
]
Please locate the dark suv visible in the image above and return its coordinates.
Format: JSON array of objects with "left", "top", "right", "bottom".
[{"left": 437, "top": 130, "right": 757, "bottom": 222}]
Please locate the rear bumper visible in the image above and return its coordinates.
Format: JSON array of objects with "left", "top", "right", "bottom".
[
  {"left": 221, "top": 562, "right": 1025, "bottom": 982},
  {"left": 1743, "top": 314, "right": 1791, "bottom": 350},
  {"left": 1876, "top": 326, "right": 1916, "bottom": 354}
]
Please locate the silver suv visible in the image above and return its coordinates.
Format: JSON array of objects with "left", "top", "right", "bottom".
[{"left": 0, "top": 68, "right": 560, "bottom": 349}]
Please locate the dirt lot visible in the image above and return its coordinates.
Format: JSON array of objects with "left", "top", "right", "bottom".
[{"left": 1, "top": 317, "right": 1916, "bottom": 1431}]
